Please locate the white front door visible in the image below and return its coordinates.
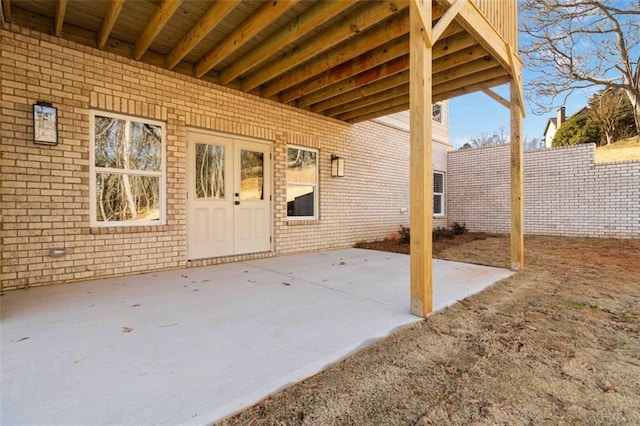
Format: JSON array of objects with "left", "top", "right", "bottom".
[{"left": 187, "top": 131, "right": 272, "bottom": 260}]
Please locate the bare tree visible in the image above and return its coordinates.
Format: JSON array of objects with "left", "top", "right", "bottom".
[
  {"left": 588, "top": 87, "right": 635, "bottom": 144},
  {"left": 471, "top": 127, "right": 509, "bottom": 148},
  {"left": 520, "top": 0, "right": 640, "bottom": 134}
]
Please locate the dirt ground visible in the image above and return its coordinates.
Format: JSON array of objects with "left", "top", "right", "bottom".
[{"left": 223, "top": 235, "right": 640, "bottom": 425}]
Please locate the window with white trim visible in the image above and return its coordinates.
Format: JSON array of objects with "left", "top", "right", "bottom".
[
  {"left": 433, "top": 172, "right": 444, "bottom": 216},
  {"left": 286, "top": 146, "right": 318, "bottom": 219},
  {"left": 90, "top": 111, "right": 166, "bottom": 226},
  {"left": 432, "top": 102, "right": 443, "bottom": 123}
]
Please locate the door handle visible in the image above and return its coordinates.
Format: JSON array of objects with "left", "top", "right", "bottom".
[
  {"left": 235, "top": 201, "right": 240, "bottom": 205},
  {"left": 235, "top": 193, "right": 239, "bottom": 197}
]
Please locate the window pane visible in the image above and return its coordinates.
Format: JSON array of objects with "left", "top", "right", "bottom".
[
  {"left": 287, "top": 147, "right": 317, "bottom": 184},
  {"left": 95, "top": 116, "right": 161, "bottom": 171},
  {"left": 195, "top": 143, "right": 224, "bottom": 199},
  {"left": 434, "top": 194, "right": 443, "bottom": 215},
  {"left": 432, "top": 103, "right": 442, "bottom": 123},
  {"left": 287, "top": 185, "right": 315, "bottom": 217},
  {"left": 96, "top": 173, "right": 160, "bottom": 222},
  {"left": 240, "top": 150, "right": 264, "bottom": 200},
  {"left": 433, "top": 173, "right": 444, "bottom": 193}
]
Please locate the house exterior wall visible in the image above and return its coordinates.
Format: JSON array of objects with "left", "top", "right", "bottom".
[
  {"left": 0, "top": 25, "right": 432, "bottom": 290},
  {"left": 447, "top": 144, "right": 640, "bottom": 237},
  {"left": 544, "top": 121, "right": 557, "bottom": 149},
  {"left": 374, "top": 106, "right": 452, "bottom": 228}
]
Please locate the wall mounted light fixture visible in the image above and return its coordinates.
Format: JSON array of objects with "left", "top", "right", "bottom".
[
  {"left": 33, "top": 101, "right": 58, "bottom": 146},
  {"left": 331, "top": 155, "right": 344, "bottom": 177}
]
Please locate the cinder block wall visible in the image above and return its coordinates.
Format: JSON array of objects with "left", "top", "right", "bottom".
[
  {"left": 0, "top": 25, "right": 449, "bottom": 290},
  {"left": 447, "top": 144, "right": 640, "bottom": 237}
]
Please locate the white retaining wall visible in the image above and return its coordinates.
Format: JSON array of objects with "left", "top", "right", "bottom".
[{"left": 447, "top": 144, "right": 640, "bottom": 238}]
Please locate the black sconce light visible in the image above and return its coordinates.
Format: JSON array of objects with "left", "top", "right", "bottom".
[
  {"left": 331, "top": 155, "right": 344, "bottom": 177},
  {"left": 33, "top": 101, "right": 58, "bottom": 146}
]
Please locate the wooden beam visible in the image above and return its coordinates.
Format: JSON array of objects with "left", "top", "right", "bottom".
[
  {"left": 432, "top": 75, "right": 510, "bottom": 102},
  {"left": 330, "top": 85, "right": 410, "bottom": 119},
  {"left": 431, "top": 0, "right": 466, "bottom": 43},
  {"left": 433, "top": 65, "right": 506, "bottom": 97},
  {"left": 133, "top": 0, "right": 183, "bottom": 60},
  {"left": 280, "top": 36, "right": 408, "bottom": 104},
  {"left": 98, "top": 0, "right": 125, "bottom": 49},
  {"left": 301, "top": 32, "right": 475, "bottom": 110},
  {"left": 194, "top": 0, "right": 297, "bottom": 78},
  {"left": 282, "top": 22, "right": 466, "bottom": 104},
  {"left": 334, "top": 92, "right": 408, "bottom": 122},
  {"left": 348, "top": 101, "right": 410, "bottom": 123},
  {"left": 409, "top": 0, "right": 433, "bottom": 318},
  {"left": 263, "top": 9, "right": 409, "bottom": 99},
  {"left": 482, "top": 88, "right": 509, "bottom": 109},
  {"left": 219, "top": 0, "right": 357, "bottom": 85},
  {"left": 2, "top": 0, "right": 11, "bottom": 23},
  {"left": 310, "top": 69, "right": 410, "bottom": 112},
  {"left": 510, "top": 77, "right": 524, "bottom": 271},
  {"left": 432, "top": 58, "right": 498, "bottom": 86},
  {"left": 242, "top": 0, "right": 409, "bottom": 92},
  {"left": 54, "top": 0, "right": 67, "bottom": 36},
  {"left": 166, "top": 0, "right": 240, "bottom": 70},
  {"left": 436, "top": 0, "right": 511, "bottom": 72},
  {"left": 508, "top": 45, "right": 526, "bottom": 116},
  {"left": 308, "top": 59, "right": 409, "bottom": 111}
]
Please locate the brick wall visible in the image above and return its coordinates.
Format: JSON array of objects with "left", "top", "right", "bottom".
[
  {"left": 447, "top": 144, "right": 640, "bottom": 237},
  {"left": 0, "top": 24, "right": 449, "bottom": 290}
]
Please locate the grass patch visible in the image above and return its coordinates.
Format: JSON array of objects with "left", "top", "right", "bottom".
[{"left": 595, "top": 135, "right": 640, "bottom": 163}]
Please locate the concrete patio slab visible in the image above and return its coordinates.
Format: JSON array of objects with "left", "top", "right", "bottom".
[{"left": 1, "top": 249, "right": 514, "bottom": 425}]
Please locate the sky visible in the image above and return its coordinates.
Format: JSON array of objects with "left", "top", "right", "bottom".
[{"left": 448, "top": 71, "right": 591, "bottom": 149}]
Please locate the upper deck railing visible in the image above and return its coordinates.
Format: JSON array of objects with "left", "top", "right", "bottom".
[{"left": 472, "top": 0, "right": 518, "bottom": 49}]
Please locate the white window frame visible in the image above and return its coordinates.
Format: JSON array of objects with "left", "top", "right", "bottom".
[
  {"left": 286, "top": 145, "right": 319, "bottom": 220},
  {"left": 89, "top": 110, "right": 166, "bottom": 227},
  {"left": 433, "top": 171, "right": 445, "bottom": 217}
]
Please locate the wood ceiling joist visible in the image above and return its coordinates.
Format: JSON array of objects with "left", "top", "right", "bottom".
[
  {"left": 433, "top": 75, "right": 510, "bottom": 102},
  {"left": 432, "top": 58, "right": 498, "bottom": 86},
  {"left": 2, "top": 0, "right": 11, "bottom": 22},
  {"left": 97, "top": 0, "right": 125, "bottom": 49},
  {"left": 54, "top": 0, "right": 67, "bottom": 36},
  {"left": 279, "top": 35, "right": 408, "bottom": 104},
  {"left": 309, "top": 69, "right": 410, "bottom": 113},
  {"left": 341, "top": 93, "right": 410, "bottom": 122},
  {"left": 432, "top": 66, "right": 508, "bottom": 99},
  {"left": 300, "top": 32, "right": 476, "bottom": 110},
  {"left": 133, "top": 0, "right": 183, "bottom": 60},
  {"left": 326, "top": 82, "right": 410, "bottom": 117},
  {"left": 302, "top": 56, "right": 409, "bottom": 110},
  {"left": 263, "top": 9, "right": 409, "bottom": 99},
  {"left": 336, "top": 92, "right": 408, "bottom": 121},
  {"left": 166, "top": 0, "right": 240, "bottom": 70},
  {"left": 349, "top": 101, "right": 410, "bottom": 123},
  {"left": 219, "top": 0, "right": 357, "bottom": 85},
  {"left": 241, "top": 0, "right": 409, "bottom": 92},
  {"left": 194, "top": 0, "right": 298, "bottom": 78}
]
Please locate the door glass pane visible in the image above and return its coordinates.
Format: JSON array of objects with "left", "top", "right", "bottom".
[
  {"left": 195, "top": 143, "right": 225, "bottom": 199},
  {"left": 240, "top": 150, "right": 264, "bottom": 201}
]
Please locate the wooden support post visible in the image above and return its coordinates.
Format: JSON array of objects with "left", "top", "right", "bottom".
[
  {"left": 510, "top": 76, "right": 524, "bottom": 271},
  {"left": 409, "top": 0, "right": 433, "bottom": 317}
]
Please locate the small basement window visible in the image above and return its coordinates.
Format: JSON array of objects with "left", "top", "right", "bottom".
[
  {"left": 90, "top": 111, "right": 166, "bottom": 226},
  {"left": 434, "top": 172, "right": 445, "bottom": 216},
  {"left": 286, "top": 146, "right": 318, "bottom": 219}
]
